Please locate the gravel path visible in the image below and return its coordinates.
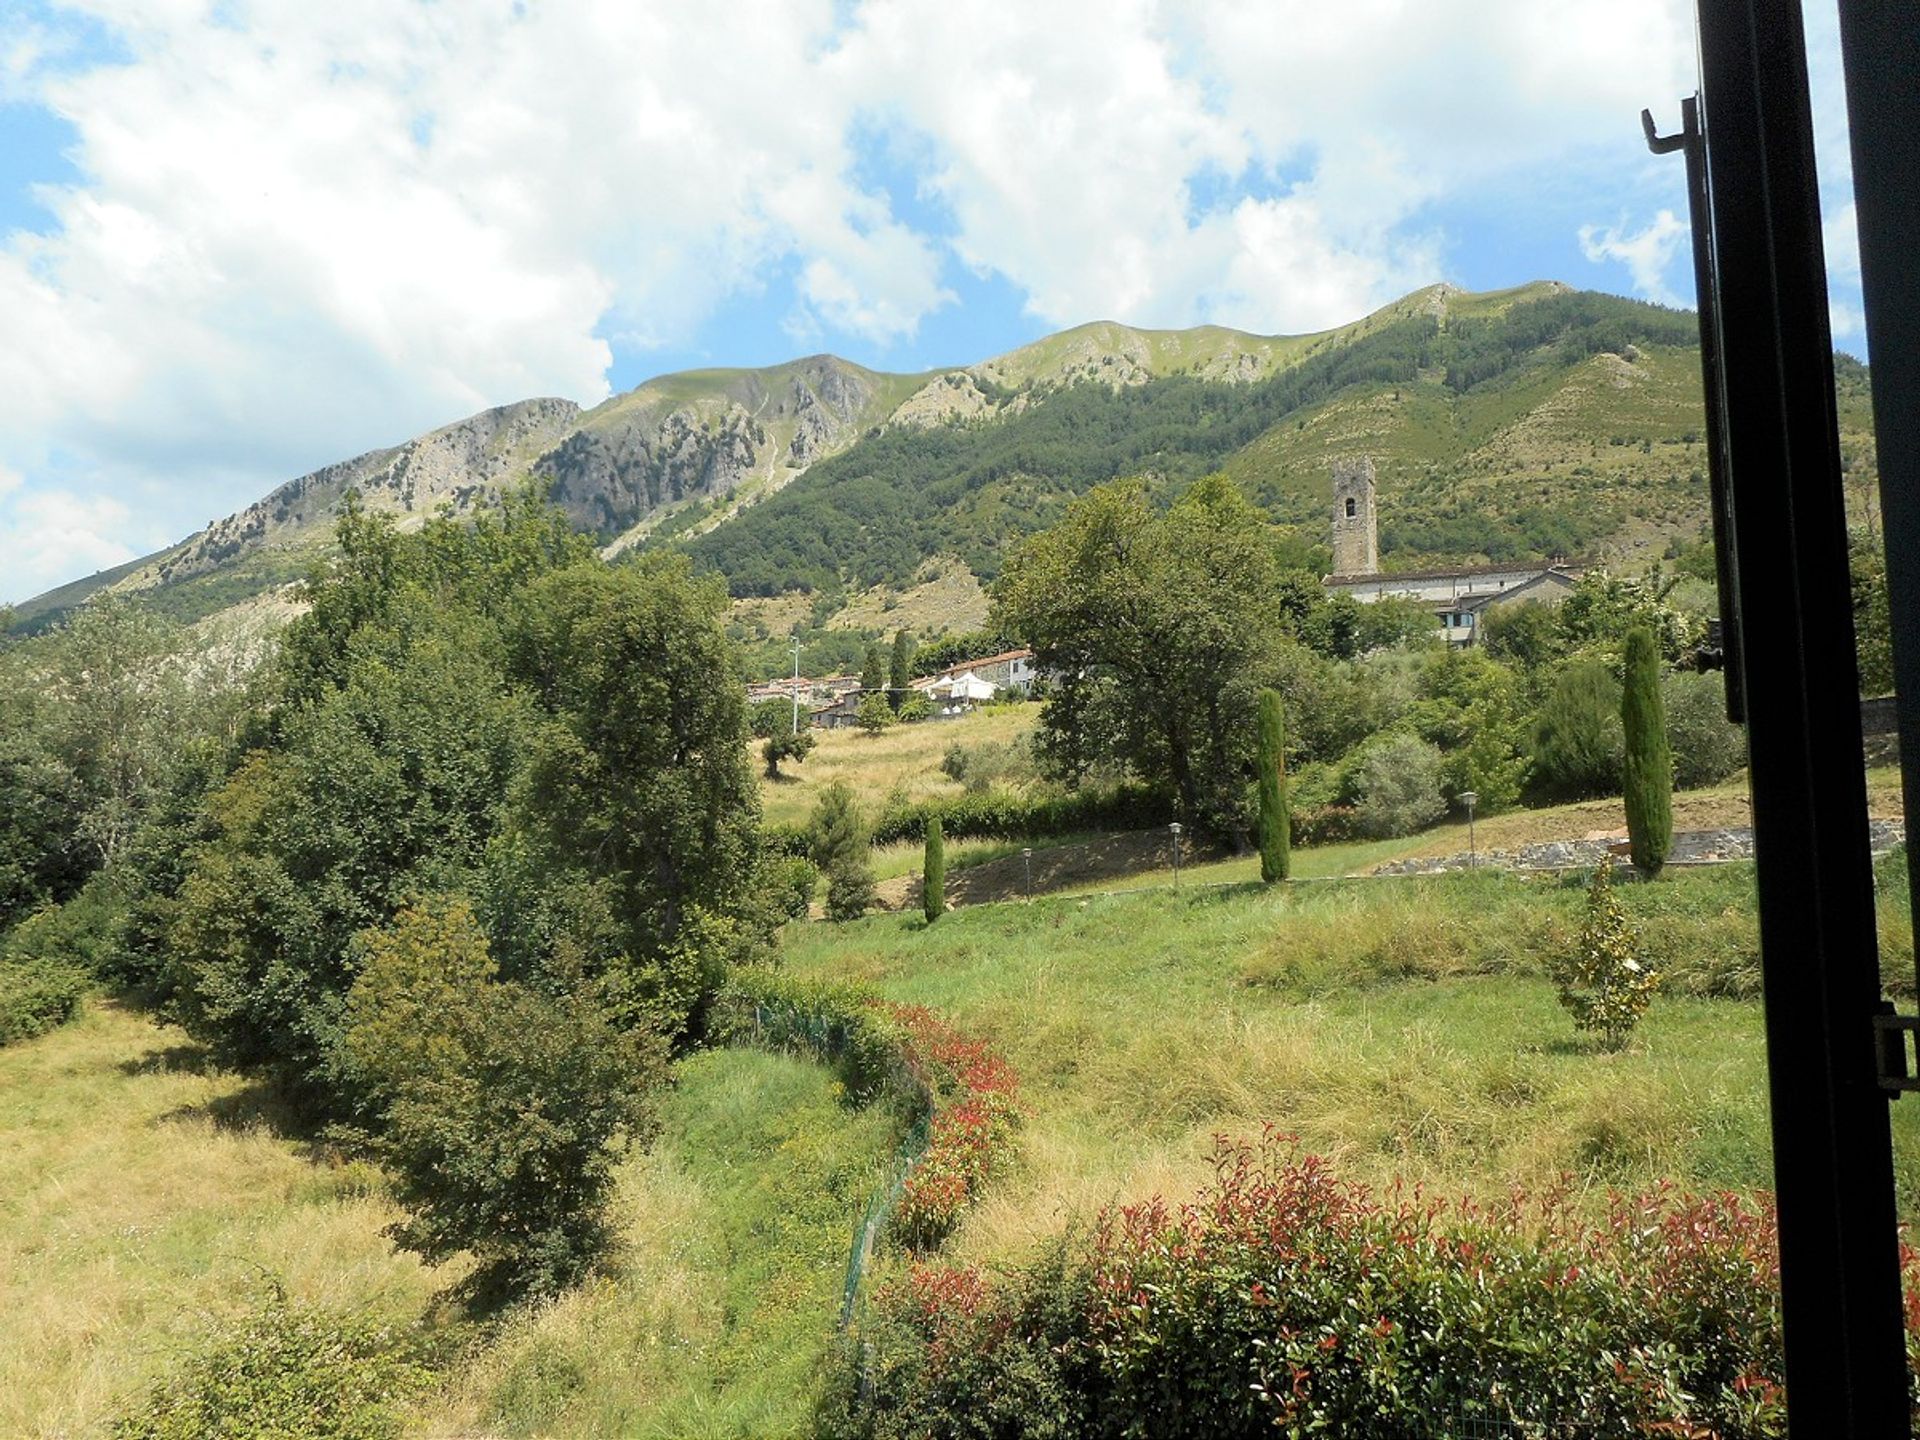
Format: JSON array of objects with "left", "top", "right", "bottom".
[{"left": 1370, "top": 818, "right": 1906, "bottom": 876}]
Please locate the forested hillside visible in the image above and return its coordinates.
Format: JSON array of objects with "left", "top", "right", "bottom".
[{"left": 681, "top": 290, "right": 1713, "bottom": 595}]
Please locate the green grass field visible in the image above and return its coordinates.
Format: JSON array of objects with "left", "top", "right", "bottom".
[
  {"left": 10, "top": 849, "right": 1914, "bottom": 1434},
  {"left": 780, "top": 862, "right": 1920, "bottom": 1272}
]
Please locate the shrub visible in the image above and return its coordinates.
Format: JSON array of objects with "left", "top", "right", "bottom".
[
  {"left": 887, "top": 1002, "right": 1022, "bottom": 1249},
  {"left": 1665, "top": 670, "right": 1746, "bottom": 788},
  {"left": 341, "top": 895, "right": 666, "bottom": 1297},
  {"left": 762, "top": 727, "right": 816, "bottom": 778},
  {"left": 831, "top": 1132, "right": 1795, "bottom": 1440},
  {"left": 1531, "top": 657, "right": 1624, "bottom": 800},
  {"left": 1554, "top": 861, "right": 1658, "bottom": 1048},
  {"left": 939, "top": 739, "right": 1033, "bottom": 795},
  {"left": 1341, "top": 732, "right": 1446, "bottom": 839},
  {"left": 857, "top": 691, "right": 896, "bottom": 736},
  {"left": 113, "top": 1285, "right": 433, "bottom": 1440},
  {"left": 923, "top": 817, "right": 946, "bottom": 924},
  {"left": 1622, "top": 627, "right": 1674, "bottom": 873},
  {"left": 1255, "top": 689, "right": 1290, "bottom": 882},
  {"left": 0, "top": 954, "right": 90, "bottom": 1046},
  {"left": 718, "top": 975, "right": 1021, "bottom": 1252},
  {"left": 871, "top": 782, "right": 1172, "bottom": 847},
  {"left": 1, "top": 876, "right": 128, "bottom": 978},
  {"left": 768, "top": 854, "right": 818, "bottom": 919},
  {"left": 811, "top": 781, "right": 876, "bottom": 921}
]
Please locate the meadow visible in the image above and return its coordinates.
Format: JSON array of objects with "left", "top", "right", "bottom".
[{"left": 10, "top": 735, "right": 1913, "bottom": 1434}]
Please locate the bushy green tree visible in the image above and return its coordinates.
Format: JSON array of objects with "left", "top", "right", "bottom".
[
  {"left": 762, "top": 727, "right": 816, "bottom": 778},
  {"left": 749, "top": 697, "right": 795, "bottom": 739},
  {"left": 923, "top": 816, "right": 946, "bottom": 923},
  {"left": 1664, "top": 671, "right": 1746, "bottom": 788},
  {"left": 1255, "top": 689, "right": 1290, "bottom": 882},
  {"left": 810, "top": 781, "right": 875, "bottom": 921},
  {"left": 1851, "top": 530, "right": 1894, "bottom": 697},
  {"left": 1479, "top": 600, "right": 1565, "bottom": 671},
  {"left": 1530, "top": 659, "right": 1623, "bottom": 801},
  {"left": 1621, "top": 626, "right": 1673, "bottom": 874},
  {"left": 341, "top": 895, "right": 664, "bottom": 1296},
  {"left": 1341, "top": 732, "right": 1446, "bottom": 840},
  {"left": 1553, "top": 861, "right": 1658, "bottom": 1048},
  {"left": 993, "top": 476, "right": 1298, "bottom": 840},
  {"left": 1409, "top": 648, "right": 1530, "bottom": 813},
  {"left": 166, "top": 495, "right": 762, "bottom": 1119},
  {"left": 501, "top": 552, "right": 767, "bottom": 1041},
  {"left": 1557, "top": 570, "right": 1701, "bottom": 664}
]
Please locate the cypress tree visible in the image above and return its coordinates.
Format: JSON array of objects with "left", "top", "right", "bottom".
[
  {"left": 1255, "top": 687, "right": 1291, "bottom": 882},
  {"left": 1621, "top": 626, "right": 1673, "bottom": 874},
  {"left": 860, "top": 642, "right": 887, "bottom": 700},
  {"left": 923, "top": 815, "right": 946, "bottom": 924},
  {"left": 890, "top": 630, "right": 916, "bottom": 711}
]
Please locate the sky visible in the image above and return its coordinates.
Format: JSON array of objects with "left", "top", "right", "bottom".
[{"left": 0, "top": 0, "right": 1867, "bottom": 604}]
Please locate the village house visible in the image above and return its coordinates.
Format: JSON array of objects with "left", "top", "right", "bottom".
[{"left": 1321, "top": 456, "right": 1586, "bottom": 645}]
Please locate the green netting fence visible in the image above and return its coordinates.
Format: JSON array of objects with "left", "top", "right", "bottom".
[{"left": 715, "top": 972, "right": 934, "bottom": 1330}]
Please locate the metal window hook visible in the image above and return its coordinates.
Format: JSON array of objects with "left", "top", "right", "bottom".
[{"left": 1641, "top": 107, "right": 1687, "bottom": 155}]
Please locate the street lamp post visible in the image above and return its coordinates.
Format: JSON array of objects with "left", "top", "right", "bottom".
[
  {"left": 1022, "top": 847, "right": 1033, "bottom": 902},
  {"left": 790, "top": 636, "right": 802, "bottom": 736},
  {"left": 1170, "top": 822, "right": 1183, "bottom": 889},
  {"left": 1460, "top": 790, "right": 1479, "bottom": 869}
]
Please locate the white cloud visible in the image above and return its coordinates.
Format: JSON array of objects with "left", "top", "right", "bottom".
[
  {"left": 1579, "top": 210, "right": 1689, "bottom": 306},
  {"left": 1824, "top": 202, "right": 1860, "bottom": 282},
  {"left": 0, "top": 0, "right": 1741, "bottom": 596},
  {"left": 0, "top": 483, "right": 137, "bottom": 602}
]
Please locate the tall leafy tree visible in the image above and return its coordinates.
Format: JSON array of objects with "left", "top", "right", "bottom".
[
  {"left": 342, "top": 894, "right": 664, "bottom": 1296},
  {"left": 1255, "top": 689, "right": 1290, "bottom": 882},
  {"left": 1621, "top": 626, "right": 1673, "bottom": 874},
  {"left": 992, "top": 475, "right": 1293, "bottom": 840}
]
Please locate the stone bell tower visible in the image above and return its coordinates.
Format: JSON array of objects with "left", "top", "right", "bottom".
[{"left": 1330, "top": 456, "right": 1379, "bottom": 576}]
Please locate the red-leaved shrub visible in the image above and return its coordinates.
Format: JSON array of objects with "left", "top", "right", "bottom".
[
  {"left": 882, "top": 1003, "right": 1022, "bottom": 1248},
  {"left": 827, "top": 1130, "right": 1920, "bottom": 1439}
]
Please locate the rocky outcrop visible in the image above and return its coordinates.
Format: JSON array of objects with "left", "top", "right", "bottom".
[{"left": 144, "top": 397, "right": 580, "bottom": 588}]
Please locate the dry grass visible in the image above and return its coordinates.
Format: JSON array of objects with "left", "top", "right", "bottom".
[
  {"left": 756, "top": 704, "right": 1039, "bottom": 830},
  {"left": 826, "top": 559, "right": 990, "bottom": 637},
  {"left": 0, "top": 1002, "right": 435, "bottom": 1438},
  {"left": 419, "top": 1048, "right": 897, "bottom": 1439}
]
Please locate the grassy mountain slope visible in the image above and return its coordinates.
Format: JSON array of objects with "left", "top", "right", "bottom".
[
  {"left": 682, "top": 287, "right": 1740, "bottom": 594},
  {"left": 11, "top": 282, "right": 1877, "bottom": 640}
]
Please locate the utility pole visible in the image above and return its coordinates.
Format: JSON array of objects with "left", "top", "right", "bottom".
[{"left": 791, "top": 636, "right": 802, "bottom": 737}]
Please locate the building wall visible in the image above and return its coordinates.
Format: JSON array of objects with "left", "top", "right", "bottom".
[{"left": 1330, "top": 457, "right": 1379, "bottom": 577}]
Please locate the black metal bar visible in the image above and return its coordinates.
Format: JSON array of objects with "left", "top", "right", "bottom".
[
  {"left": 1666, "top": 95, "right": 1749, "bottom": 723},
  {"left": 1835, "top": 0, "right": 1920, "bottom": 1002},
  {"left": 1692, "top": 0, "right": 1907, "bottom": 1427}
]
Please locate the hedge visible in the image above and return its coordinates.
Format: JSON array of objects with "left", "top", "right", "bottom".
[{"left": 869, "top": 783, "right": 1174, "bottom": 847}]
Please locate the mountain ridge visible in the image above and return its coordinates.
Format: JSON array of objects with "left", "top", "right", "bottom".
[{"left": 11, "top": 278, "right": 1835, "bottom": 643}]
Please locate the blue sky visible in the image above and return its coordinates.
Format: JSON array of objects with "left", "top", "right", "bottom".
[{"left": 0, "top": 0, "right": 1864, "bottom": 603}]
